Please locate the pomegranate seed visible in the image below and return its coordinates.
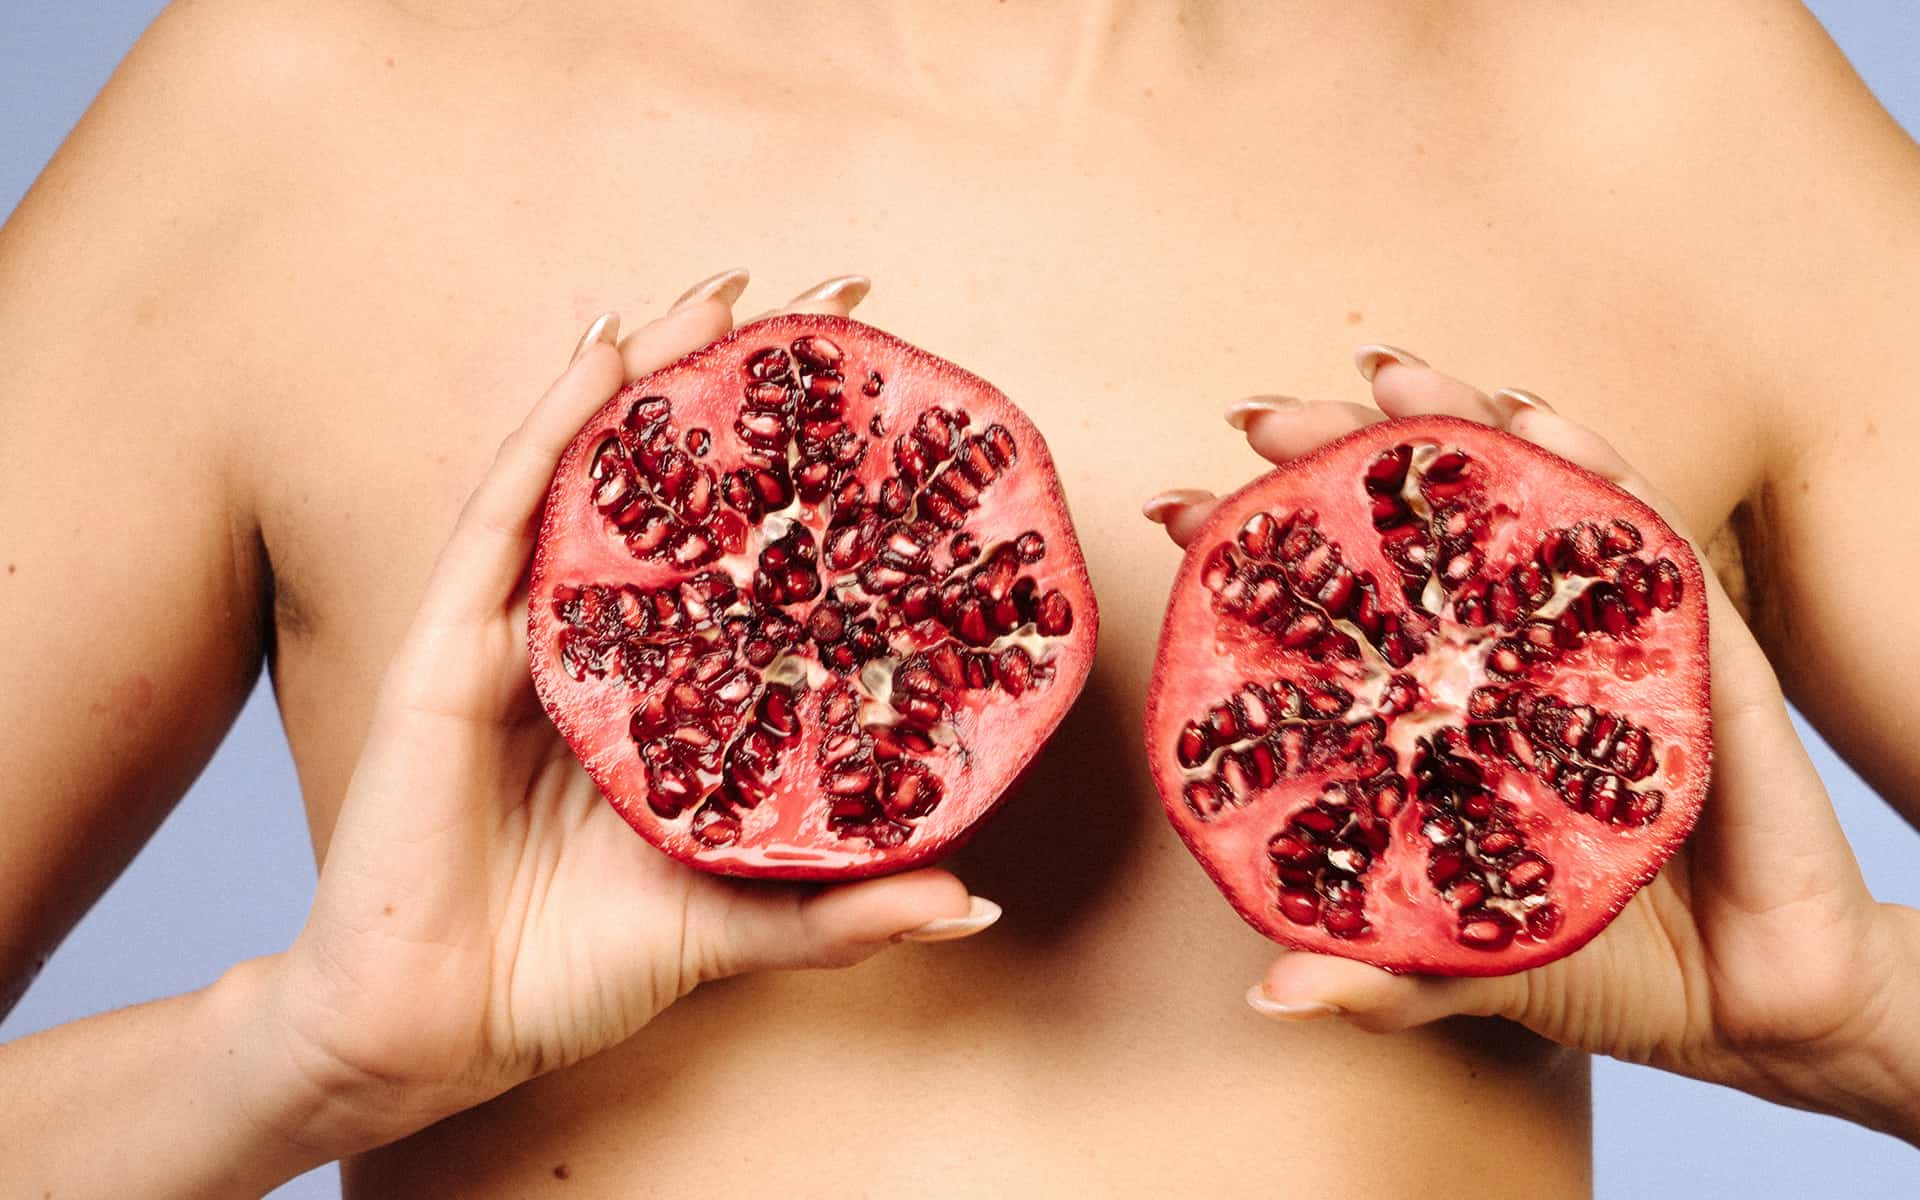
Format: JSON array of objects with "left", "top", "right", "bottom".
[
  {"left": 994, "top": 646, "right": 1036, "bottom": 696},
  {"left": 1505, "top": 854, "right": 1553, "bottom": 893},
  {"left": 1238, "top": 512, "right": 1278, "bottom": 558},
  {"left": 1185, "top": 780, "right": 1225, "bottom": 819},
  {"left": 1364, "top": 445, "right": 1410, "bottom": 492},
  {"left": 690, "top": 805, "right": 742, "bottom": 847},
  {"left": 1526, "top": 903, "right": 1564, "bottom": 939},
  {"left": 1478, "top": 829, "right": 1520, "bottom": 857},
  {"left": 1278, "top": 889, "right": 1320, "bottom": 926},
  {"left": 895, "top": 695, "right": 942, "bottom": 725},
  {"left": 1458, "top": 910, "right": 1516, "bottom": 950},
  {"left": 1291, "top": 806, "right": 1340, "bottom": 838},
  {"left": 1321, "top": 903, "right": 1368, "bottom": 939},
  {"left": 1650, "top": 559, "right": 1684, "bottom": 610}
]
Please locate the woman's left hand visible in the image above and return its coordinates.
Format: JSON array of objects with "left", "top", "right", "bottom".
[{"left": 1145, "top": 348, "right": 1920, "bottom": 1144}]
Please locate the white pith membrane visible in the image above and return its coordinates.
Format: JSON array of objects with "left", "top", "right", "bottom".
[
  {"left": 1164, "top": 436, "right": 1698, "bottom": 957},
  {"left": 538, "top": 327, "right": 1085, "bottom": 872}
]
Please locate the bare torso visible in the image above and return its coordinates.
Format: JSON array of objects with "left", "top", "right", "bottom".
[{"left": 9, "top": 2, "right": 1919, "bottom": 1196}]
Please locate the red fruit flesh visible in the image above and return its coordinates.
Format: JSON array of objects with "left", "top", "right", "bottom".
[
  {"left": 530, "top": 315, "right": 1097, "bottom": 879},
  {"left": 1145, "top": 416, "right": 1709, "bottom": 975}
]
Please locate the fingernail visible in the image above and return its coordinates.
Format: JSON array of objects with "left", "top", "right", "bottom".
[
  {"left": 1245, "top": 984, "right": 1343, "bottom": 1021},
  {"left": 569, "top": 312, "right": 620, "bottom": 365},
  {"left": 897, "top": 896, "right": 1002, "bottom": 943},
  {"left": 670, "top": 267, "right": 751, "bottom": 313},
  {"left": 1224, "top": 395, "right": 1304, "bottom": 431},
  {"left": 1353, "top": 343, "right": 1427, "bottom": 382},
  {"left": 1490, "top": 387, "right": 1554, "bottom": 413},
  {"left": 1142, "top": 488, "right": 1212, "bottom": 524},
  {"left": 788, "top": 274, "right": 871, "bottom": 308}
]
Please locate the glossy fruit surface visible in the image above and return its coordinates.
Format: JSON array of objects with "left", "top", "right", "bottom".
[
  {"left": 1146, "top": 416, "right": 1709, "bottom": 974},
  {"left": 531, "top": 316, "right": 1096, "bottom": 878}
]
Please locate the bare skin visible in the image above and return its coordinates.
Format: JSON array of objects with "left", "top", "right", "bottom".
[{"left": 2, "top": 1, "right": 1917, "bottom": 1196}]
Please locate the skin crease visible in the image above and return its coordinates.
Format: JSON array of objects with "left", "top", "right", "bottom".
[{"left": 1, "top": 1, "right": 1917, "bottom": 1196}]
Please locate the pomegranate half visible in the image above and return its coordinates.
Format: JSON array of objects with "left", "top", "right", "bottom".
[
  {"left": 530, "top": 315, "right": 1096, "bottom": 879},
  {"left": 1146, "top": 416, "right": 1709, "bottom": 975}
]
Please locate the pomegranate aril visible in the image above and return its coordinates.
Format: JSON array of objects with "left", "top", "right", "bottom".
[
  {"left": 1450, "top": 880, "right": 1487, "bottom": 910},
  {"left": 1505, "top": 853, "right": 1553, "bottom": 893},
  {"left": 690, "top": 804, "right": 742, "bottom": 847},
  {"left": 1278, "top": 889, "right": 1321, "bottom": 926},
  {"left": 1428, "top": 850, "right": 1466, "bottom": 887},
  {"left": 1291, "top": 805, "right": 1341, "bottom": 838},
  {"left": 1369, "top": 776, "right": 1407, "bottom": 819},
  {"left": 1321, "top": 902, "right": 1368, "bottom": 939},
  {"left": 1185, "top": 780, "right": 1226, "bottom": 819},
  {"left": 1526, "top": 904, "right": 1564, "bottom": 939},
  {"left": 1175, "top": 722, "right": 1211, "bottom": 769},
  {"left": 646, "top": 762, "right": 698, "bottom": 818},
  {"left": 994, "top": 646, "right": 1036, "bottom": 696},
  {"left": 1477, "top": 829, "right": 1520, "bottom": 857},
  {"left": 1650, "top": 559, "right": 1684, "bottom": 610},
  {"left": 1623, "top": 789, "right": 1665, "bottom": 826},
  {"left": 879, "top": 763, "right": 942, "bottom": 820},
  {"left": 1458, "top": 910, "right": 1517, "bottom": 950},
  {"left": 1238, "top": 512, "right": 1278, "bottom": 558}
]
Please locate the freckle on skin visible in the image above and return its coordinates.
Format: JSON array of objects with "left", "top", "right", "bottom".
[
  {"left": 383, "top": 904, "right": 395, "bottom": 916},
  {"left": 553, "top": 1163, "right": 571, "bottom": 1180},
  {"left": 1346, "top": 310, "right": 1363, "bottom": 325}
]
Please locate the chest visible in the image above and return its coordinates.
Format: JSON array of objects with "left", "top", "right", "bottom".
[{"left": 257, "top": 87, "right": 1749, "bottom": 799}]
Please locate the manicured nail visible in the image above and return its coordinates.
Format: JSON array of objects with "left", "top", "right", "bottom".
[
  {"left": 570, "top": 312, "right": 620, "bottom": 365},
  {"left": 788, "top": 274, "right": 871, "bottom": 308},
  {"left": 1142, "top": 489, "right": 1213, "bottom": 524},
  {"left": 1353, "top": 343, "right": 1427, "bottom": 382},
  {"left": 898, "top": 896, "right": 1002, "bottom": 943},
  {"left": 670, "top": 267, "right": 751, "bottom": 313},
  {"left": 1224, "top": 395, "right": 1304, "bottom": 431},
  {"left": 1245, "top": 984, "right": 1343, "bottom": 1021},
  {"left": 1491, "top": 387, "right": 1554, "bottom": 413}
]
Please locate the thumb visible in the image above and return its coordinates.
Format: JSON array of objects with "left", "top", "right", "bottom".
[
  {"left": 1246, "top": 952, "right": 1531, "bottom": 1034},
  {"left": 692, "top": 870, "right": 998, "bottom": 981}
]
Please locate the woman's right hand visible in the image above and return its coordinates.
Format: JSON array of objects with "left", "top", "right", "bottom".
[
  {"left": 238, "top": 272, "right": 999, "bottom": 1159},
  {"left": 1148, "top": 350, "right": 1920, "bottom": 1144}
]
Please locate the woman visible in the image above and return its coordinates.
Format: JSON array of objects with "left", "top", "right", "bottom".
[{"left": 2, "top": 3, "right": 1915, "bottom": 1195}]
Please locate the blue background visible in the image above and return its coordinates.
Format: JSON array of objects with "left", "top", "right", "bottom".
[{"left": 3, "top": 4, "right": 1915, "bottom": 1196}]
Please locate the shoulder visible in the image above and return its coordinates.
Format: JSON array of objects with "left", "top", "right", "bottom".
[{"left": 1502, "top": 1, "right": 1918, "bottom": 439}]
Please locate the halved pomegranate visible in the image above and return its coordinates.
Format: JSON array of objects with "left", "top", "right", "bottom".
[
  {"left": 1146, "top": 416, "right": 1709, "bottom": 975},
  {"left": 530, "top": 315, "right": 1096, "bottom": 879}
]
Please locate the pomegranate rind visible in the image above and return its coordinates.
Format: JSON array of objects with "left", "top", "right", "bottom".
[
  {"left": 1145, "top": 415, "right": 1710, "bottom": 976},
  {"left": 530, "top": 315, "right": 1098, "bottom": 880}
]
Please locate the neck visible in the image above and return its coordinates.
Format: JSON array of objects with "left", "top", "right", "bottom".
[{"left": 722, "top": 0, "right": 1221, "bottom": 114}]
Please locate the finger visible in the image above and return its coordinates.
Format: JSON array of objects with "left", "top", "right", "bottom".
[
  {"left": 1246, "top": 952, "right": 1527, "bottom": 1034},
  {"left": 1143, "top": 489, "right": 1221, "bottom": 548},
  {"left": 421, "top": 292, "right": 741, "bottom": 627},
  {"left": 699, "top": 871, "right": 992, "bottom": 979},
  {"left": 1357, "top": 344, "right": 1516, "bottom": 428},
  {"left": 1690, "top": 567, "right": 1862, "bottom": 907},
  {"left": 741, "top": 274, "right": 871, "bottom": 324},
  {"left": 619, "top": 267, "right": 749, "bottom": 378},
  {"left": 1228, "top": 397, "right": 1385, "bottom": 464}
]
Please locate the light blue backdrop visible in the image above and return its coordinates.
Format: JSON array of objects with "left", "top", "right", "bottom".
[{"left": 3, "top": 4, "right": 1915, "bottom": 1197}]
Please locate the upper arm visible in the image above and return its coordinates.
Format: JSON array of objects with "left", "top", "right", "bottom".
[
  {"left": 1687, "top": 2, "right": 1920, "bottom": 824},
  {"left": 0, "top": 0, "right": 308, "bottom": 1010}
]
